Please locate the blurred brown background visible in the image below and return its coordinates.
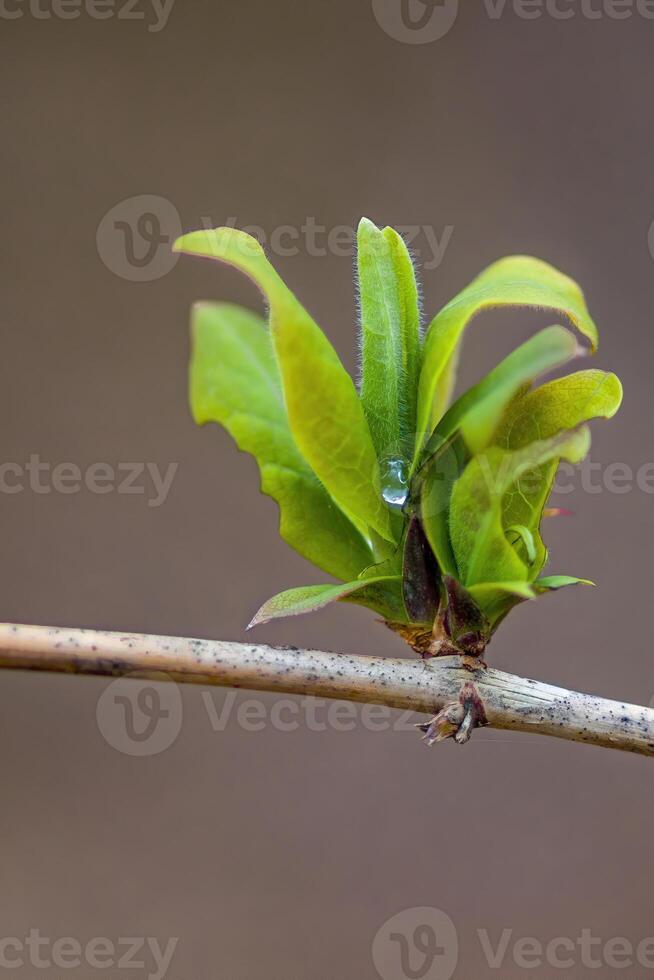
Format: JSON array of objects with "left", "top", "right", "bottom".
[{"left": 1, "top": 1, "right": 653, "bottom": 978}]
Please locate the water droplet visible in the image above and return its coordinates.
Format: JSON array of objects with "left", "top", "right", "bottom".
[{"left": 381, "top": 456, "right": 408, "bottom": 510}]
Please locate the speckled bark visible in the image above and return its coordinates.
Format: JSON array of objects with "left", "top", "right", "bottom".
[{"left": 0, "top": 623, "right": 652, "bottom": 756}]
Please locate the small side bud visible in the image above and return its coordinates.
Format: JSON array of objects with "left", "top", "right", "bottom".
[
  {"left": 417, "top": 681, "right": 488, "bottom": 747},
  {"left": 442, "top": 576, "right": 490, "bottom": 657}
]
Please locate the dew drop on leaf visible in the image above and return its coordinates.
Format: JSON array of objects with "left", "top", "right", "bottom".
[{"left": 381, "top": 456, "right": 408, "bottom": 510}]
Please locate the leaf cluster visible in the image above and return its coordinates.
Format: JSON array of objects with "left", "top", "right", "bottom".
[{"left": 176, "top": 222, "right": 621, "bottom": 654}]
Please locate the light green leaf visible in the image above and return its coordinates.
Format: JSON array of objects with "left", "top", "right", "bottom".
[
  {"left": 494, "top": 369, "right": 623, "bottom": 449},
  {"left": 248, "top": 576, "right": 401, "bottom": 627},
  {"left": 495, "top": 370, "right": 623, "bottom": 553},
  {"left": 450, "top": 427, "right": 591, "bottom": 587},
  {"left": 175, "top": 228, "right": 393, "bottom": 542},
  {"left": 415, "top": 255, "right": 599, "bottom": 459},
  {"left": 357, "top": 218, "right": 421, "bottom": 465},
  {"left": 535, "top": 575, "right": 595, "bottom": 592},
  {"left": 190, "top": 303, "right": 373, "bottom": 581},
  {"left": 432, "top": 325, "right": 581, "bottom": 455}
]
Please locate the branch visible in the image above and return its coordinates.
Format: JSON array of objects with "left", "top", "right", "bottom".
[{"left": 0, "top": 622, "right": 652, "bottom": 756}]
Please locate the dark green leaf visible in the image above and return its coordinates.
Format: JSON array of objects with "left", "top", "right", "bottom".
[
  {"left": 467, "top": 581, "right": 536, "bottom": 629},
  {"left": 357, "top": 218, "right": 421, "bottom": 466}
]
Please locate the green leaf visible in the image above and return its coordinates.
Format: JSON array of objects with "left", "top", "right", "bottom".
[
  {"left": 175, "top": 228, "right": 393, "bottom": 543},
  {"left": 432, "top": 325, "right": 581, "bottom": 455},
  {"left": 467, "top": 581, "right": 536, "bottom": 629},
  {"left": 468, "top": 581, "right": 536, "bottom": 604},
  {"left": 415, "top": 326, "right": 580, "bottom": 570},
  {"left": 472, "top": 576, "right": 594, "bottom": 630},
  {"left": 357, "top": 218, "right": 421, "bottom": 466},
  {"left": 495, "top": 370, "right": 623, "bottom": 558},
  {"left": 414, "top": 433, "right": 468, "bottom": 578},
  {"left": 494, "top": 369, "right": 623, "bottom": 449},
  {"left": 535, "top": 575, "right": 595, "bottom": 592},
  {"left": 414, "top": 334, "right": 599, "bottom": 584},
  {"left": 248, "top": 576, "right": 401, "bottom": 627},
  {"left": 415, "top": 256, "right": 599, "bottom": 459},
  {"left": 342, "top": 575, "right": 408, "bottom": 622},
  {"left": 449, "top": 427, "right": 591, "bottom": 587},
  {"left": 190, "top": 302, "right": 373, "bottom": 581}
]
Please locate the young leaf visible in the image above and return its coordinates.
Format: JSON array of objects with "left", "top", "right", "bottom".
[
  {"left": 414, "top": 330, "right": 590, "bottom": 578},
  {"left": 468, "top": 575, "right": 593, "bottom": 630},
  {"left": 190, "top": 302, "right": 373, "bottom": 581},
  {"left": 248, "top": 576, "right": 401, "bottom": 627},
  {"left": 175, "top": 228, "right": 393, "bottom": 543},
  {"left": 415, "top": 256, "right": 599, "bottom": 458},
  {"left": 495, "top": 370, "right": 623, "bottom": 554},
  {"left": 432, "top": 325, "right": 581, "bottom": 455},
  {"left": 494, "top": 370, "right": 623, "bottom": 449},
  {"left": 357, "top": 218, "right": 421, "bottom": 465},
  {"left": 413, "top": 432, "right": 468, "bottom": 578},
  {"left": 449, "top": 427, "right": 591, "bottom": 587}
]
